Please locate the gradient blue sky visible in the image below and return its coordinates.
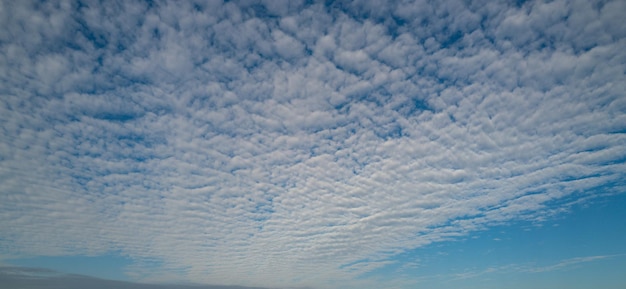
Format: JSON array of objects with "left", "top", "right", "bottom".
[{"left": 1, "top": 0, "right": 625, "bottom": 289}]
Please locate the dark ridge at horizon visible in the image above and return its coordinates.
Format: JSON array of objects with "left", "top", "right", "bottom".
[{"left": 0, "top": 266, "right": 277, "bottom": 289}]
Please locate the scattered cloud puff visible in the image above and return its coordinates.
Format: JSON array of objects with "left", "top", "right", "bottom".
[{"left": 0, "top": 0, "right": 625, "bottom": 288}]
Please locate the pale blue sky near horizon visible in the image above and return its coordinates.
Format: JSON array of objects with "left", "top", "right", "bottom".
[
  {"left": 5, "top": 191, "right": 626, "bottom": 288},
  {"left": 1, "top": 0, "right": 625, "bottom": 289}
]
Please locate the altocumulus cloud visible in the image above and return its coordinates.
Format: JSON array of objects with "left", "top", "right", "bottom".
[{"left": 0, "top": 0, "right": 625, "bottom": 288}]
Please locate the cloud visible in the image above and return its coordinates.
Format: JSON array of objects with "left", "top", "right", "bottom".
[
  {"left": 0, "top": 0, "right": 625, "bottom": 288},
  {"left": 446, "top": 254, "right": 621, "bottom": 281},
  {"left": 524, "top": 255, "right": 616, "bottom": 273}
]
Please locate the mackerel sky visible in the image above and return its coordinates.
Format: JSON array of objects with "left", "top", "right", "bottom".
[{"left": 1, "top": 0, "right": 625, "bottom": 289}]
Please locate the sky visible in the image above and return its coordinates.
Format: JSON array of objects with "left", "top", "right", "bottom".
[{"left": 0, "top": 0, "right": 625, "bottom": 288}]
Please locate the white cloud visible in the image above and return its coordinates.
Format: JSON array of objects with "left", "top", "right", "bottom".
[
  {"left": 525, "top": 255, "right": 614, "bottom": 273},
  {"left": 0, "top": 0, "right": 625, "bottom": 288},
  {"left": 438, "top": 254, "right": 620, "bottom": 282}
]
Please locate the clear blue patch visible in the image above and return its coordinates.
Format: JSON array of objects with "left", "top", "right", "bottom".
[
  {"left": 361, "top": 191, "right": 626, "bottom": 287},
  {"left": 440, "top": 30, "right": 464, "bottom": 49},
  {"left": 93, "top": 112, "right": 140, "bottom": 122}
]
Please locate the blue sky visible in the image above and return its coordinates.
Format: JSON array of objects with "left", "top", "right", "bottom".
[{"left": 1, "top": 0, "right": 625, "bottom": 289}]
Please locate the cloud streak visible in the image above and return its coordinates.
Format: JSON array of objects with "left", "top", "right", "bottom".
[
  {"left": 448, "top": 254, "right": 620, "bottom": 280},
  {"left": 0, "top": 0, "right": 625, "bottom": 288},
  {"left": 524, "top": 255, "right": 616, "bottom": 273}
]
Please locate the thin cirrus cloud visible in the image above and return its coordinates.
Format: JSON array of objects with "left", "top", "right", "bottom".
[
  {"left": 450, "top": 254, "right": 618, "bottom": 280},
  {"left": 0, "top": 0, "right": 625, "bottom": 288}
]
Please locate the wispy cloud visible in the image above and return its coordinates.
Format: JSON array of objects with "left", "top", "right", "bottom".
[
  {"left": 447, "top": 254, "right": 622, "bottom": 281},
  {"left": 0, "top": 0, "right": 625, "bottom": 288},
  {"left": 524, "top": 255, "right": 618, "bottom": 273}
]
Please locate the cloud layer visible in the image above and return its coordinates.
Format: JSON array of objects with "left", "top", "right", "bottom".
[{"left": 1, "top": 0, "right": 625, "bottom": 288}]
